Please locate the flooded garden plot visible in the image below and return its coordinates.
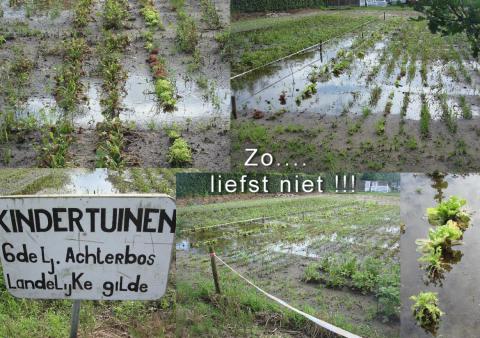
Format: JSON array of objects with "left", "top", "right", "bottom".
[
  {"left": 231, "top": 9, "right": 480, "bottom": 172},
  {"left": 177, "top": 193, "right": 400, "bottom": 337},
  {"left": 401, "top": 173, "right": 480, "bottom": 338},
  {"left": 0, "top": 0, "right": 230, "bottom": 170},
  {"left": 0, "top": 167, "right": 176, "bottom": 337}
]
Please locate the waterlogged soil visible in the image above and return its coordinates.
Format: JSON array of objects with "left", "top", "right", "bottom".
[
  {"left": 401, "top": 174, "right": 480, "bottom": 338},
  {"left": 231, "top": 16, "right": 480, "bottom": 172},
  {"left": 0, "top": 0, "right": 230, "bottom": 170},
  {"left": 177, "top": 194, "right": 401, "bottom": 337}
]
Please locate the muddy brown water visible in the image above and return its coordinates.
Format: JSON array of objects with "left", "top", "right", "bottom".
[
  {"left": 401, "top": 173, "right": 480, "bottom": 338},
  {"left": 233, "top": 26, "right": 479, "bottom": 120}
]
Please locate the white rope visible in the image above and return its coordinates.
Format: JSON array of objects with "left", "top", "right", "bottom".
[{"left": 214, "top": 254, "right": 363, "bottom": 338}]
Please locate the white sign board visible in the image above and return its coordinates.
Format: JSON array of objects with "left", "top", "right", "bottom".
[{"left": 0, "top": 195, "right": 176, "bottom": 300}]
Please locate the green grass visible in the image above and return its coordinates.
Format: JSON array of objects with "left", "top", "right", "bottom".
[{"left": 0, "top": 264, "right": 175, "bottom": 337}]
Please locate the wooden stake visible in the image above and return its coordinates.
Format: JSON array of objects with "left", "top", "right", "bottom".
[
  {"left": 231, "top": 96, "right": 237, "bottom": 119},
  {"left": 320, "top": 41, "right": 323, "bottom": 62},
  {"left": 209, "top": 246, "right": 221, "bottom": 294}
]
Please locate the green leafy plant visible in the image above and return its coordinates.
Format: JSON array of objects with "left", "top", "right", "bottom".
[
  {"left": 38, "top": 121, "right": 74, "bottom": 168},
  {"left": 200, "top": 0, "right": 222, "bottom": 30},
  {"left": 352, "top": 257, "right": 381, "bottom": 294},
  {"left": 369, "top": 86, "right": 382, "bottom": 107},
  {"left": 140, "top": 0, "right": 164, "bottom": 29},
  {"left": 420, "top": 98, "right": 430, "bottom": 138},
  {"left": 176, "top": 11, "right": 198, "bottom": 54},
  {"left": 73, "top": 0, "right": 94, "bottom": 28},
  {"left": 167, "top": 137, "right": 192, "bottom": 167},
  {"left": 155, "top": 78, "right": 177, "bottom": 111},
  {"left": 375, "top": 118, "right": 386, "bottom": 136},
  {"left": 96, "top": 118, "right": 126, "bottom": 170},
  {"left": 410, "top": 292, "right": 443, "bottom": 333},
  {"left": 302, "top": 263, "right": 321, "bottom": 283},
  {"left": 300, "top": 83, "right": 317, "bottom": 100},
  {"left": 417, "top": 221, "right": 463, "bottom": 253},
  {"left": 103, "top": 0, "right": 128, "bottom": 29},
  {"left": 459, "top": 96, "right": 472, "bottom": 119},
  {"left": 426, "top": 196, "right": 470, "bottom": 229}
]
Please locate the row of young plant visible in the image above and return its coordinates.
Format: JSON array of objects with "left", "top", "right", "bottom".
[
  {"left": 95, "top": 0, "right": 130, "bottom": 169},
  {"left": 0, "top": 46, "right": 35, "bottom": 149},
  {"left": 136, "top": 0, "right": 192, "bottom": 167},
  {"left": 139, "top": 1, "right": 193, "bottom": 167},
  {"left": 410, "top": 196, "right": 471, "bottom": 334},
  {"left": 139, "top": 0, "right": 177, "bottom": 112},
  {"left": 371, "top": 20, "right": 473, "bottom": 133},
  {"left": 38, "top": 0, "right": 95, "bottom": 167},
  {"left": 297, "top": 24, "right": 387, "bottom": 106},
  {"left": 303, "top": 253, "right": 400, "bottom": 321}
]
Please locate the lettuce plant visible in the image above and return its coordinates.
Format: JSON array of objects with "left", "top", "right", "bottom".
[
  {"left": 411, "top": 292, "right": 443, "bottom": 333},
  {"left": 427, "top": 196, "right": 470, "bottom": 229}
]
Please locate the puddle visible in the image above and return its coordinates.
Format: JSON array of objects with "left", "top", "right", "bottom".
[
  {"left": 267, "top": 239, "right": 321, "bottom": 259},
  {"left": 16, "top": 96, "right": 62, "bottom": 124},
  {"left": 379, "top": 226, "right": 399, "bottom": 234},
  {"left": 120, "top": 73, "right": 158, "bottom": 124},
  {"left": 65, "top": 169, "right": 118, "bottom": 194},
  {"left": 0, "top": 1, "right": 73, "bottom": 31},
  {"left": 233, "top": 35, "right": 356, "bottom": 115},
  {"left": 16, "top": 72, "right": 230, "bottom": 129},
  {"left": 176, "top": 239, "right": 200, "bottom": 254},
  {"left": 0, "top": 2, "right": 26, "bottom": 20},
  {"left": 401, "top": 173, "right": 480, "bottom": 337},
  {"left": 58, "top": 169, "right": 118, "bottom": 194},
  {"left": 75, "top": 79, "right": 105, "bottom": 127}
]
